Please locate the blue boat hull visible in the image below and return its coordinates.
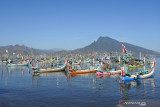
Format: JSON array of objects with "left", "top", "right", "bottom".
[
  {"left": 122, "top": 74, "right": 154, "bottom": 81},
  {"left": 122, "top": 75, "right": 135, "bottom": 81}
]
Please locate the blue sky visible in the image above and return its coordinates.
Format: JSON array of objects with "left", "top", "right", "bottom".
[{"left": 0, "top": 0, "right": 160, "bottom": 51}]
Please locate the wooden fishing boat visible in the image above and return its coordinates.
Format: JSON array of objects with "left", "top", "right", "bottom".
[
  {"left": 68, "top": 59, "right": 96, "bottom": 75},
  {"left": 96, "top": 69, "right": 122, "bottom": 75},
  {"left": 122, "top": 58, "right": 155, "bottom": 81},
  {"left": 8, "top": 61, "right": 30, "bottom": 67},
  {"left": 69, "top": 69, "right": 96, "bottom": 74},
  {"left": 34, "top": 62, "right": 67, "bottom": 73},
  {"left": 95, "top": 60, "right": 122, "bottom": 75}
]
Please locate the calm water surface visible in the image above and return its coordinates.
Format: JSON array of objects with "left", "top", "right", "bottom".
[{"left": 0, "top": 58, "right": 160, "bottom": 107}]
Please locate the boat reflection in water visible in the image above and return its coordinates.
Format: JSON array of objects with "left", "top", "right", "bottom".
[
  {"left": 119, "top": 77, "right": 156, "bottom": 107},
  {"left": 67, "top": 72, "right": 121, "bottom": 91},
  {"left": 0, "top": 65, "right": 31, "bottom": 88},
  {"left": 32, "top": 70, "right": 99, "bottom": 89},
  {"left": 32, "top": 71, "right": 67, "bottom": 88},
  {"left": 1, "top": 66, "right": 31, "bottom": 76},
  {"left": 66, "top": 73, "right": 97, "bottom": 89}
]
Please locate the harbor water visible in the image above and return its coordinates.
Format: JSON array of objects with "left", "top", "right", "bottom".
[{"left": 0, "top": 58, "right": 160, "bottom": 107}]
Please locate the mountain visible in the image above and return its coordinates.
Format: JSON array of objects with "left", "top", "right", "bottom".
[
  {"left": 0, "top": 45, "right": 45, "bottom": 56},
  {"left": 74, "top": 36, "right": 160, "bottom": 56},
  {"left": 0, "top": 45, "right": 65, "bottom": 56},
  {"left": 0, "top": 37, "right": 159, "bottom": 56}
]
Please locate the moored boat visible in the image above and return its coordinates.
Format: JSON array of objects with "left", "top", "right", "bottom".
[
  {"left": 34, "top": 62, "right": 67, "bottom": 73},
  {"left": 69, "top": 69, "right": 96, "bottom": 75},
  {"left": 122, "top": 58, "right": 155, "bottom": 81},
  {"left": 95, "top": 59, "right": 122, "bottom": 75},
  {"left": 96, "top": 69, "right": 122, "bottom": 75},
  {"left": 8, "top": 61, "right": 30, "bottom": 67}
]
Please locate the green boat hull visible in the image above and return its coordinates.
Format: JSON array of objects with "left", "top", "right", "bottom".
[{"left": 8, "top": 62, "right": 30, "bottom": 67}]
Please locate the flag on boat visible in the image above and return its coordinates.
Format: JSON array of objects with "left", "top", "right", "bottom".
[
  {"left": 122, "top": 42, "right": 127, "bottom": 54},
  {"left": 151, "top": 57, "right": 156, "bottom": 68},
  {"left": 154, "top": 57, "right": 156, "bottom": 68}
]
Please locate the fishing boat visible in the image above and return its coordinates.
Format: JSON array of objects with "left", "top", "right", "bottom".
[
  {"left": 67, "top": 57, "right": 96, "bottom": 75},
  {"left": 69, "top": 69, "right": 96, "bottom": 75},
  {"left": 8, "top": 61, "right": 30, "bottom": 67},
  {"left": 96, "top": 69, "right": 122, "bottom": 75},
  {"left": 34, "top": 62, "right": 67, "bottom": 73},
  {"left": 122, "top": 58, "right": 155, "bottom": 81},
  {"left": 96, "top": 64, "right": 122, "bottom": 75},
  {"left": 96, "top": 59, "right": 122, "bottom": 75}
]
